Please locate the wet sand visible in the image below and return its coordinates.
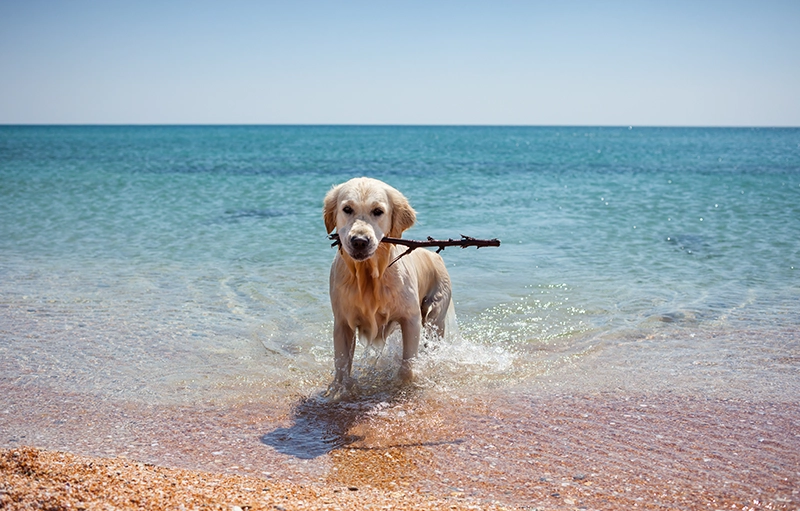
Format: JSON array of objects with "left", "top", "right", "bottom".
[
  {"left": 1, "top": 382, "right": 798, "bottom": 510},
  {"left": 1, "top": 446, "right": 512, "bottom": 510}
]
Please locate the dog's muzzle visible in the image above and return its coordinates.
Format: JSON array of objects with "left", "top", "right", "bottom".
[{"left": 347, "top": 234, "right": 374, "bottom": 260}]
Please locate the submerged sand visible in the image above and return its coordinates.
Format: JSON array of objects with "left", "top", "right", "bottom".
[{"left": 1, "top": 383, "right": 798, "bottom": 510}]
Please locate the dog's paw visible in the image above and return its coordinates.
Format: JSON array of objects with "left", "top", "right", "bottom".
[
  {"left": 322, "top": 384, "right": 347, "bottom": 402},
  {"left": 398, "top": 359, "right": 416, "bottom": 384},
  {"left": 323, "top": 379, "right": 355, "bottom": 402}
]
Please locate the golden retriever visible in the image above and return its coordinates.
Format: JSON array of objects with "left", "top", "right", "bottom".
[{"left": 323, "top": 177, "right": 452, "bottom": 398}]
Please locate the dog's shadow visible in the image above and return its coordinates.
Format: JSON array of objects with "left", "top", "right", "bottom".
[{"left": 261, "top": 384, "right": 414, "bottom": 460}]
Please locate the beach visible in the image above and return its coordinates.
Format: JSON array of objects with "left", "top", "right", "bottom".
[
  {"left": 1, "top": 446, "right": 510, "bottom": 510},
  {"left": 2, "top": 380, "right": 798, "bottom": 510}
]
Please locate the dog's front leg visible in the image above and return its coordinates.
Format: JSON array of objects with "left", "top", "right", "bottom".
[
  {"left": 398, "top": 315, "right": 422, "bottom": 383},
  {"left": 327, "top": 320, "right": 356, "bottom": 400}
]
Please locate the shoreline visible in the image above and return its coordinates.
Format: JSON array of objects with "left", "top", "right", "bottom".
[{"left": 2, "top": 383, "right": 798, "bottom": 510}]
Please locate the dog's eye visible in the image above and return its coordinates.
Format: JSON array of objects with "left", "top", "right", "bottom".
[
  {"left": 372, "top": 208, "right": 384, "bottom": 217},
  {"left": 342, "top": 206, "right": 353, "bottom": 214}
]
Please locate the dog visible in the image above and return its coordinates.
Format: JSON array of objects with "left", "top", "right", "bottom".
[{"left": 323, "top": 177, "right": 452, "bottom": 398}]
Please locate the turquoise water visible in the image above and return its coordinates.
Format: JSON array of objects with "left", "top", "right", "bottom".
[{"left": 1, "top": 126, "right": 799, "bottom": 406}]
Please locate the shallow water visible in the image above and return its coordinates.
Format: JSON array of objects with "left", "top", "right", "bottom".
[{"left": 2, "top": 126, "right": 799, "bottom": 507}]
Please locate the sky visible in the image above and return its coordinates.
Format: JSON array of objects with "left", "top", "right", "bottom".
[{"left": 1, "top": 0, "right": 798, "bottom": 126}]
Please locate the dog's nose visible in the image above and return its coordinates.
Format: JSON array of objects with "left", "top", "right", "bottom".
[{"left": 350, "top": 235, "right": 369, "bottom": 250}]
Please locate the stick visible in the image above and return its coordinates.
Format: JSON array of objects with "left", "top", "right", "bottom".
[
  {"left": 381, "top": 235, "right": 501, "bottom": 252},
  {"left": 328, "top": 233, "right": 501, "bottom": 267}
]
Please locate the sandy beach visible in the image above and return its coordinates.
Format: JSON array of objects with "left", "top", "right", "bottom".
[
  {"left": 1, "top": 446, "right": 517, "bottom": 510},
  {"left": 2, "top": 382, "right": 798, "bottom": 510}
]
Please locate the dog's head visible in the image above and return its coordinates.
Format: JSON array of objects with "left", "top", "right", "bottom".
[{"left": 324, "top": 177, "right": 416, "bottom": 261}]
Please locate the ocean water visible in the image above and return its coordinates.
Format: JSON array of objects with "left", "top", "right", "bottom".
[{"left": 1, "top": 125, "right": 799, "bottom": 408}]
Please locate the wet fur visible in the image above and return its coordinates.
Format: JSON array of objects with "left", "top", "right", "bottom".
[{"left": 323, "top": 177, "right": 452, "bottom": 398}]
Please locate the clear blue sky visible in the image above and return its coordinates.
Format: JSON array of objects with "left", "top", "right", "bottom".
[{"left": 1, "top": 0, "right": 798, "bottom": 126}]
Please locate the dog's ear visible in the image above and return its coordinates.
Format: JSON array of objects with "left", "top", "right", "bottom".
[
  {"left": 323, "top": 184, "right": 341, "bottom": 234},
  {"left": 387, "top": 188, "right": 416, "bottom": 237}
]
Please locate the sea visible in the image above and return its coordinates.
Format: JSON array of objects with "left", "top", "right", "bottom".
[{"left": 1, "top": 125, "right": 799, "bottom": 505}]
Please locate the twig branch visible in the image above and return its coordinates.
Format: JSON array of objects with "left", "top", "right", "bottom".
[
  {"left": 328, "top": 233, "right": 500, "bottom": 267},
  {"left": 381, "top": 235, "right": 501, "bottom": 252}
]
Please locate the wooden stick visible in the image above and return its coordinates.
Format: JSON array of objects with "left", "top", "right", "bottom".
[
  {"left": 381, "top": 235, "right": 501, "bottom": 252},
  {"left": 328, "top": 233, "right": 500, "bottom": 267}
]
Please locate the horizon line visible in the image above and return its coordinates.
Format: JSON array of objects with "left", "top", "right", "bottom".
[{"left": 1, "top": 123, "right": 798, "bottom": 129}]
